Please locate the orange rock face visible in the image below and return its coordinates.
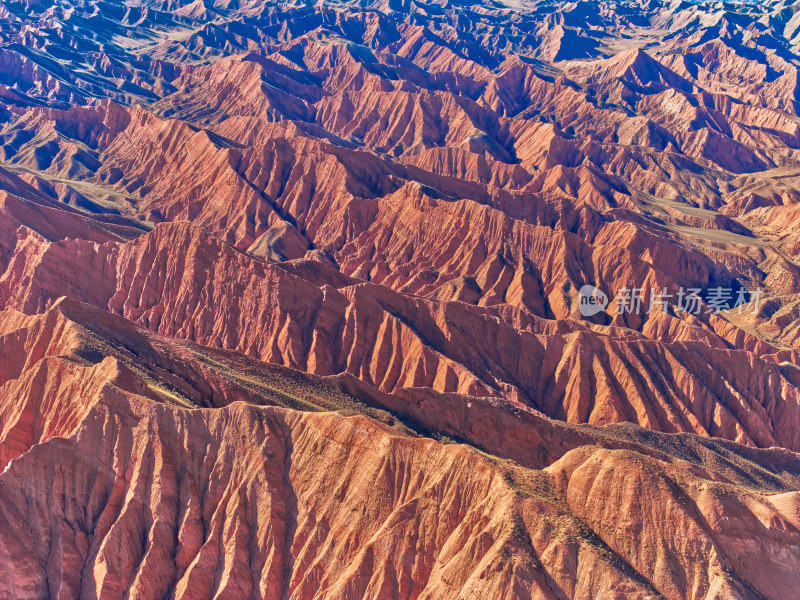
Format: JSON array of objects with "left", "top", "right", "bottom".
[
  {"left": 3, "top": 0, "right": 800, "bottom": 597},
  {"left": 4, "top": 299, "right": 800, "bottom": 600}
]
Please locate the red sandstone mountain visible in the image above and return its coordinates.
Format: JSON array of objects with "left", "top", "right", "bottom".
[
  {"left": 3, "top": 0, "right": 800, "bottom": 598},
  {"left": 4, "top": 298, "right": 800, "bottom": 600}
]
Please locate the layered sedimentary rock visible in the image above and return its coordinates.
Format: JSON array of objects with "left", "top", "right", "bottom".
[
  {"left": 3, "top": 0, "right": 800, "bottom": 597},
  {"left": 3, "top": 299, "right": 800, "bottom": 600}
]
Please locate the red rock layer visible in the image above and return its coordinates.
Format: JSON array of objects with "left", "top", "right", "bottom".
[
  {"left": 2, "top": 299, "right": 800, "bottom": 600},
  {"left": 2, "top": 212, "right": 800, "bottom": 454},
  {"left": 2, "top": 0, "right": 800, "bottom": 597}
]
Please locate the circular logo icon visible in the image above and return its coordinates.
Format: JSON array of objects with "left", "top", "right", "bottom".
[{"left": 579, "top": 285, "right": 609, "bottom": 317}]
